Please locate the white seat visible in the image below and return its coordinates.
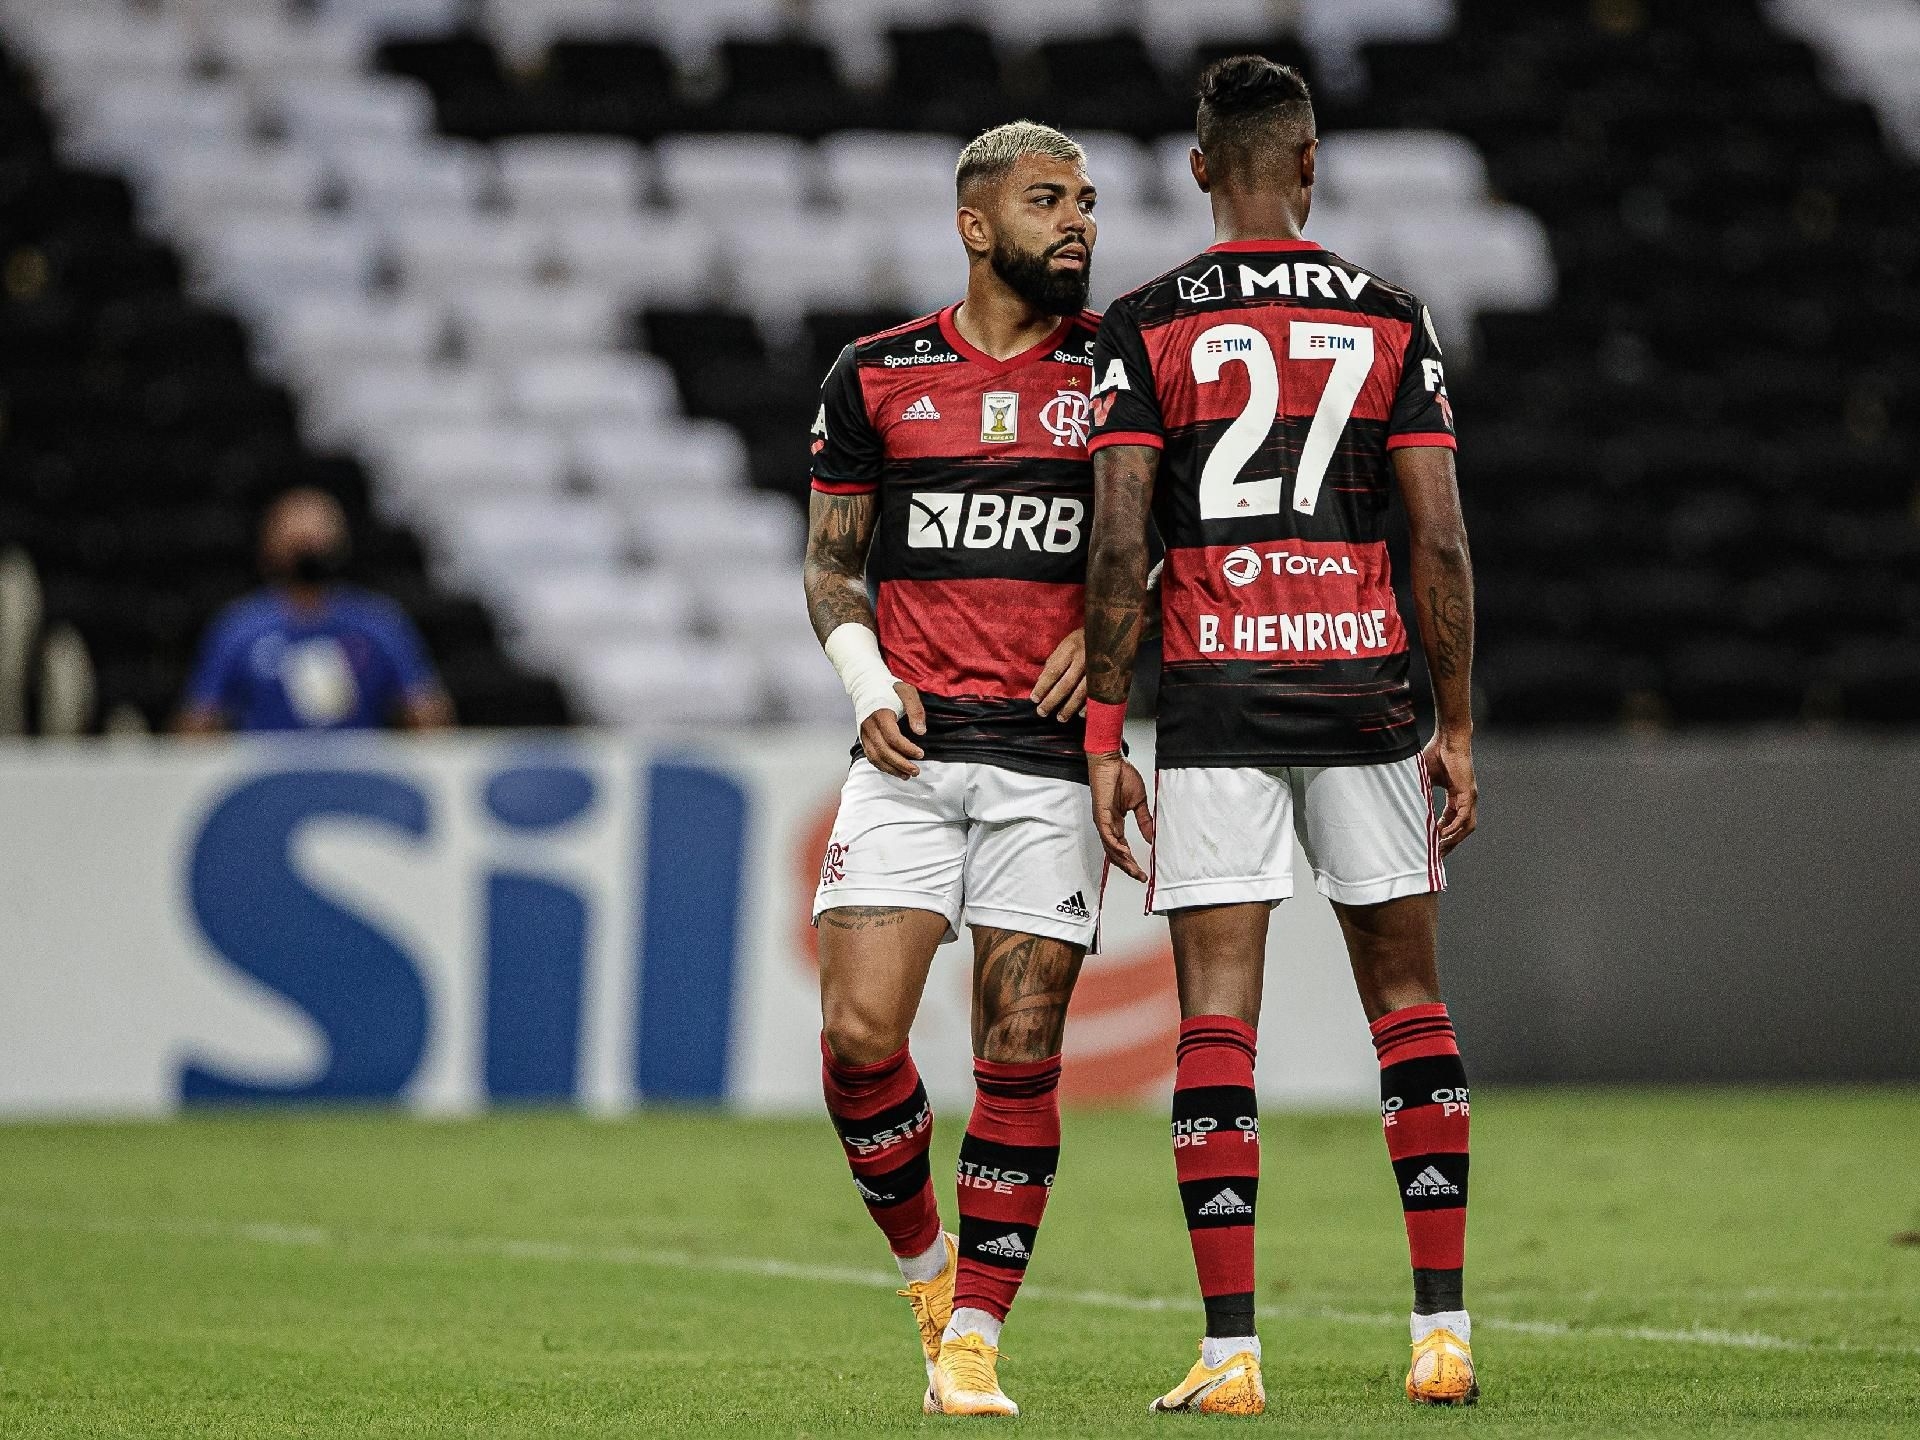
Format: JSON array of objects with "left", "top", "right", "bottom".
[
  {"left": 570, "top": 637, "right": 769, "bottom": 726},
  {"left": 1304, "top": 207, "right": 1402, "bottom": 281},
  {"left": 551, "top": 212, "right": 719, "bottom": 304},
  {"left": 504, "top": 354, "right": 678, "bottom": 424},
  {"left": 805, "top": 0, "right": 952, "bottom": 85},
  {"left": 977, "top": 0, "right": 1116, "bottom": 47},
  {"left": 453, "top": 284, "right": 621, "bottom": 363},
  {"left": 144, "top": 143, "right": 327, "bottom": 226},
  {"left": 272, "top": 75, "right": 434, "bottom": 148},
  {"left": 573, "top": 420, "right": 750, "bottom": 498},
  {"left": 315, "top": 0, "right": 467, "bottom": 39},
  {"left": 1316, "top": 131, "right": 1489, "bottom": 208},
  {"left": 1073, "top": 131, "right": 1150, "bottom": 211},
  {"left": 62, "top": 83, "right": 251, "bottom": 168},
  {"left": 632, "top": 492, "right": 802, "bottom": 570},
  {"left": 1297, "top": 0, "right": 1454, "bottom": 93},
  {"left": 647, "top": 0, "right": 787, "bottom": 66},
  {"left": 1084, "top": 207, "right": 1203, "bottom": 310},
  {"left": 820, "top": 132, "right": 958, "bottom": 214},
  {"left": 265, "top": 295, "right": 448, "bottom": 379},
  {"left": 763, "top": 638, "right": 850, "bottom": 722},
  {"left": 22, "top": 13, "right": 197, "bottom": 89},
  {"left": 502, "top": 568, "right": 696, "bottom": 672},
  {"left": 304, "top": 362, "right": 499, "bottom": 448},
  {"left": 206, "top": 15, "right": 371, "bottom": 80},
  {"left": 197, "top": 217, "right": 377, "bottom": 315},
  {"left": 381, "top": 425, "right": 571, "bottom": 517},
  {"left": 1139, "top": 0, "right": 1288, "bottom": 54},
  {"left": 695, "top": 565, "right": 807, "bottom": 638},
  {"left": 482, "top": 0, "right": 654, "bottom": 65},
  {"left": 725, "top": 215, "right": 879, "bottom": 327},
  {"left": 654, "top": 134, "right": 814, "bottom": 215},
  {"left": 1152, "top": 133, "right": 1214, "bottom": 227},
  {"left": 496, "top": 136, "right": 646, "bottom": 216},
  {"left": 1388, "top": 206, "right": 1555, "bottom": 351},
  {"left": 331, "top": 138, "right": 491, "bottom": 216},
  {"left": 437, "top": 496, "right": 628, "bottom": 596},
  {"left": 878, "top": 215, "right": 967, "bottom": 315},
  {"left": 385, "top": 215, "right": 550, "bottom": 294}
]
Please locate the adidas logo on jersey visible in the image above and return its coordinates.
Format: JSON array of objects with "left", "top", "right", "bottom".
[
  {"left": 1055, "top": 890, "right": 1090, "bottom": 919},
  {"left": 976, "top": 1231, "right": 1031, "bottom": 1261},
  {"left": 1403, "top": 1165, "right": 1460, "bottom": 1198},
  {"left": 901, "top": 395, "right": 941, "bottom": 420},
  {"left": 1197, "top": 1187, "right": 1254, "bottom": 1216}
]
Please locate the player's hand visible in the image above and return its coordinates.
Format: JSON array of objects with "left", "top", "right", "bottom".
[
  {"left": 1032, "top": 627, "right": 1088, "bottom": 721},
  {"left": 1420, "top": 728, "right": 1477, "bottom": 855},
  {"left": 860, "top": 682, "right": 927, "bottom": 779},
  {"left": 1089, "top": 751, "right": 1154, "bottom": 883}
]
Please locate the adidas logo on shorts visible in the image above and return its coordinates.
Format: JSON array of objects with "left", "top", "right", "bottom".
[
  {"left": 901, "top": 395, "right": 941, "bottom": 420},
  {"left": 976, "top": 1231, "right": 1031, "bottom": 1261},
  {"left": 1197, "top": 1187, "right": 1253, "bottom": 1216},
  {"left": 1055, "top": 890, "right": 1090, "bottom": 920},
  {"left": 1403, "top": 1164, "right": 1460, "bottom": 1198}
]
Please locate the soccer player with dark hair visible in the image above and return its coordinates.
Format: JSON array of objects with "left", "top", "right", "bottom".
[
  {"left": 803, "top": 120, "right": 1129, "bottom": 1418},
  {"left": 1082, "top": 57, "right": 1481, "bottom": 1412}
]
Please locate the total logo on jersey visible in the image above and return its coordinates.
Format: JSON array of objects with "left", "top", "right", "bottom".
[
  {"left": 1222, "top": 545, "right": 1363, "bottom": 587},
  {"left": 906, "top": 492, "right": 1086, "bottom": 553}
]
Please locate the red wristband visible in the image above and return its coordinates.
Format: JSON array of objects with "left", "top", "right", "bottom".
[{"left": 1083, "top": 699, "right": 1127, "bottom": 754}]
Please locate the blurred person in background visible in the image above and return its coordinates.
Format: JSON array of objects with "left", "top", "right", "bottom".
[{"left": 175, "top": 487, "right": 453, "bottom": 733}]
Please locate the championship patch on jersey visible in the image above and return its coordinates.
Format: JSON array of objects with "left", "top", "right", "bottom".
[{"left": 981, "top": 390, "right": 1018, "bottom": 443}]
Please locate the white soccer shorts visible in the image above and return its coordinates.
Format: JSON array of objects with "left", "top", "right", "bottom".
[
  {"left": 1150, "top": 754, "right": 1444, "bottom": 913},
  {"left": 812, "top": 758, "right": 1105, "bottom": 948}
]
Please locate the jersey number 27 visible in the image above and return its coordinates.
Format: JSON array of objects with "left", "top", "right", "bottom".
[{"left": 1189, "top": 321, "right": 1373, "bottom": 519}]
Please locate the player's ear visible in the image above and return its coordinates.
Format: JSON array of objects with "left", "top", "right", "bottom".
[
  {"left": 1301, "top": 136, "right": 1318, "bottom": 191},
  {"left": 1188, "top": 147, "right": 1210, "bottom": 195},
  {"left": 955, "top": 202, "right": 992, "bottom": 260}
]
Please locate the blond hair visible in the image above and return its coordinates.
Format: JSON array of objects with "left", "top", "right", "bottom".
[{"left": 955, "top": 120, "right": 1085, "bottom": 199}]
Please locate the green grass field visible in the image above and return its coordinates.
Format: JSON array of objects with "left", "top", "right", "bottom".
[{"left": 2, "top": 1090, "right": 1917, "bottom": 1438}]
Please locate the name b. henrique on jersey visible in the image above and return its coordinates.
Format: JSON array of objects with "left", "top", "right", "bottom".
[
  {"left": 811, "top": 305, "right": 1101, "bottom": 782},
  {"left": 1087, "top": 240, "right": 1458, "bottom": 769}
]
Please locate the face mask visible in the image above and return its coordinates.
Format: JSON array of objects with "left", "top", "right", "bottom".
[{"left": 288, "top": 547, "right": 348, "bottom": 585}]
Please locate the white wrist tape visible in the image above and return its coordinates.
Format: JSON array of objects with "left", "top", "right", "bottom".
[{"left": 823, "top": 623, "right": 904, "bottom": 725}]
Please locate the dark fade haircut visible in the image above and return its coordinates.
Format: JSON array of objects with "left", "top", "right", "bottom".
[{"left": 1195, "top": 55, "right": 1316, "bottom": 184}]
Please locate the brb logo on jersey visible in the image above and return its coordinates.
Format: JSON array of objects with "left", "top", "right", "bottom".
[
  {"left": 1040, "top": 388, "right": 1089, "bottom": 447},
  {"left": 907, "top": 492, "right": 1085, "bottom": 553}
]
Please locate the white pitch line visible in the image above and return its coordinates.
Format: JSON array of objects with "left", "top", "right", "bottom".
[{"left": 3, "top": 1210, "right": 1916, "bottom": 1359}]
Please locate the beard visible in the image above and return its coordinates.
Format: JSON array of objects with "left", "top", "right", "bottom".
[{"left": 989, "top": 235, "right": 1091, "bottom": 316}]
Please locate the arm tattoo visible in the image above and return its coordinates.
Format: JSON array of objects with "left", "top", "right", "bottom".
[
  {"left": 1426, "top": 583, "right": 1471, "bottom": 681},
  {"left": 1085, "top": 447, "right": 1158, "bottom": 706},
  {"left": 803, "top": 490, "right": 879, "bottom": 643}
]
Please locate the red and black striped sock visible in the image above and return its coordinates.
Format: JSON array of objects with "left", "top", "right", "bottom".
[
  {"left": 952, "top": 1054, "right": 1062, "bottom": 1321},
  {"left": 1173, "top": 1015, "right": 1260, "bottom": 1338},
  {"left": 1371, "top": 1003, "right": 1470, "bottom": 1314},
  {"left": 820, "top": 1036, "right": 941, "bottom": 1259}
]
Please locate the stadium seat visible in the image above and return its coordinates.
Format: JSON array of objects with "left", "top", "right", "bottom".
[
  {"left": 62, "top": 82, "right": 252, "bottom": 169},
  {"left": 708, "top": 38, "right": 864, "bottom": 138},
  {"left": 378, "top": 424, "right": 571, "bottom": 519},
  {"left": 143, "top": 144, "right": 330, "bottom": 228},
  {"left": 504, "top": 354, "right": 678, "bottom": 425},
  {"left": 821, "top": 131, "right": 958, "bottom": 214},
  {"left": 271, "top": 74, "right": 435, "bottom": 149},
  {"left": 495, "top": 136, "right": 646, "bottom": 215},
  {"left": 196, "top": 217, "right": 378, "bottom": 316},
  {"left": 1315, "top": 130, "right": 1488, "bottom": 208},
  {"left": 452, "top": 284, "right": 621, "bottom": 363},
  {"left": 570, "top": 636, "right": 769, "bottom": 725},
  {"left": 205, "top": 14, "right": 373, "bottom": 82},
  {"left": 976, "top": 0, "right": 1115, "bottom": 48},
  {"left": 437, "top": 495, "right": 628, "bottom": 596},
  {"left": 724, "top": 215, "right": 881, "bottom": 328},
  {"left": 317, "top": 0, "right": 468, "bottom": 40},
  {"left": 502, "top": 568, "right": 696, "bottom": 672},
  {"left": 572, "top": 419, "right": 751, "bottom": 499},
  {"left": 330, "top": 137, "right": 491, "bottom": 216},
  {"left": 264, "top": 294, "right": 450, "bottom": 379},
  {"left": 654, "top": 134, "right": 815, "bottom": 215},
  {"left": 882, "top": 24, "right": 1014, "bottom": 136},
  {"left": 550, "top": 211, "right": 719, "bottom": 304},
  {"left": 1071, "top": 131, "right": 1151, "bottom": 211},
  {"left": 631, "top": 492, "right": 802, "bottom": 571},
  {"left": 304, "top": 361, "right": 499, "bottom": 447},
  {"left": 385, "top": 214, "right": 551, "bottom": 294}
]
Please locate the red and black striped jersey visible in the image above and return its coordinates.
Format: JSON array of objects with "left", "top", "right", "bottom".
[
  {"left": 811, "top": 304, "right": 1101, "bottom": 782},
  {"left": 1088, "top": 239, "right": 1457, "bottom": 769}
]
